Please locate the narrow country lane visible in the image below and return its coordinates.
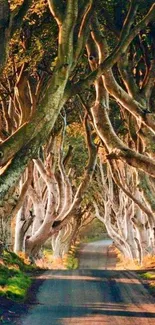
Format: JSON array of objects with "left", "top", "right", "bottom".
[
  {"left": 5, "top": 240, "right": 155, "bottom": 325},
  {"left": 21, "top": 269, "right": 155, "bottom": 325},
  {"left": 78, "top": 239, "right": 116, "bottom": 269}
]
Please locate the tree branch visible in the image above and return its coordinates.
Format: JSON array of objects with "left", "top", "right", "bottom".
[
  {"left": 73, "top": 0, "right": 93, "bottom": 64},
  {"left": 47, "top": 0, "right": 64, "bottom": 25},
  {"left": 0, "top": 0, "right": 33, "bottom": 73},
  {"left": 76, "top": 4, "right": 155, "bottom": 89},
  {"left": 12, "top": 161, "right": 33, "bottom": 218},
  {"left": 101, "top": 8, "right": 119, "bottom": 38},
  {"left": 120, "top": 0, "right": 139, "bottom": 41},
  {"left": 10, "top": 0, "right": 33, "bottom": 37},
  {"left": 52, "top": 118, "right": 97, "bottom": 232},
  {"left": 109, "top": 160, "right": 155, "bottom": 227}
]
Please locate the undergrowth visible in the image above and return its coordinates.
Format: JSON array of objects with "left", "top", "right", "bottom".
[
  {"left": 116, "top": 250, "right": 155, "bottom": 270},
  {"left": 63, "top": 244, "right": 79, "bottom": 270},
  {"left": 35, "top": 249, "right": 54, "bottom": 269},
  {"left": 37, "top": 243, "right": 80, "bottom": 270},
  {"left": 115, "top": 249, "right": 140, "bottom": 270},
  {"left": 0, "top": 250, "right": 35, "bottom": 301},
  {"left": 139, "top": 272, "right": 155, "bottom": 296},
  {"left": 142, "top": 254, "right": 155, "bottom": 269}
]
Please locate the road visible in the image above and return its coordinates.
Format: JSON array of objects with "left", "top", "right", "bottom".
[
  {"left": 6, "top": 240, "right": 155, "bottom": 325},
  {"left": 78, "top": 239, "right": 116, "bottom": 269}
]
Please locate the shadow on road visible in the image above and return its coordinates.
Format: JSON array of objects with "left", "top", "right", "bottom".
[
  {"left": 30, "top": 303, "right": 155, "bottom": 318},
  {"left": 1, "top": 270, "right": 155, "bottom": 324}
]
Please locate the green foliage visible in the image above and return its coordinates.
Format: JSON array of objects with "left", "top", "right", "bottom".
[
  {"left": 3, "top": 0, "right": 57, "bottom": 78},
  {"left": 0, "top": 265, "right": 10, "bottom": 286},
  {"left": 140, "top": 272, "right": 155, "bottom": 295},
  {"left": 0, "top": 250, "right": 33, "bottom": 301},
  {"left": 65, "top": 123, "right": 88, "bottom": 178},
  {"left": 3, "top": 273, "right": 31, "bottom": 301},
  {"left": 140, "top": 272, "right": 155, "bottom": 280},
  {"left": 9, "top": 0, "right": 23, "bottom": 11},
  {"left": 63, "top": 244, "right": 79, "bottom": 270},
  {"left": 2, "top": 250, "right": 35, "bottom": 272},
  {"left": 80, "top": 218, "right": 107, "bottom": 243},
  {"left": 64, "top": 255, "right": 79, "bottom": 270}
]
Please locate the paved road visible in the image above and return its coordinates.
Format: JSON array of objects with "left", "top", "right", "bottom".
[
  {"left": 78, "top": 239, "right": 116, "bottom": 269},
  {"left": 20, "top": 240, "right": 155, "bottom": 325},
  {"left": 21, "top": 269, "right": 155, "bottom": 325}
]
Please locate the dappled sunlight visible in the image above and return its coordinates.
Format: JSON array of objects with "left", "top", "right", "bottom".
[
  {"left": 142, "top": 255, "right": 155, "bottom": 270},
  {"left": 116, "top": 250, "right": 155, "bottom": 271},
  {"left": 1, "top": 2, "right": 155, "bottom": 325},
  {"left": 35, "top": 253, "right": 66, "bottom": 270},
  {"left": 43, "top": 273, "right": 142, "bottom": 285},
  {"left": 45, "top": 274, "right": 107, "bottom": 281},
  {"left": 35, "top": 257, "right": 66, "bottom": 270},
  {"left": 22, "top": 300, "right": 155, "bottom": 324},
  {"left": 57, "top": 319, "right": 110, "bottom": 325},
  {"left": 4, "top": 268, "right": 154, "bottom": 325}
]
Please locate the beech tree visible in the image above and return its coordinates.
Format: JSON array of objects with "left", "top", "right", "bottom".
[
  {"left": 0, "top": 0, "right": 155, "bottom": 213},
  {"left": 1, "top": 0, "right": 155, "bottom": 263},
  {"left": 92, "top": 159, "right": 155, "bottom": 264},
  {"left": 12, "top": 112, "right": 96, "bottom": 259}
]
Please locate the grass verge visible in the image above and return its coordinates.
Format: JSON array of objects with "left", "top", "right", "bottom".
[
  {"left": 0, "top": 250, "right": 35, "bottom": 302},
  {"left": 139, "top": 272, "right": 155, "bottom": 296}
]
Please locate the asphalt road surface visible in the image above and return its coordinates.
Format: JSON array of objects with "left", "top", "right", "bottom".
[
  {"left": 19, "top": 240, "right": 155, "bottom": 325},
  {"left": 78, "top": 239, "right": 116, "bottom": 269}
]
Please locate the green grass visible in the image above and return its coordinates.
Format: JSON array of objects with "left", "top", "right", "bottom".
[
  {"left": 140, "top": 272, "right": 155, "bottom": 280},
  {"left": 140, "top": 272, "right": 155, "bottom": 295},
  {"left": 81, "top": 235, "right": 108, "bottom": 243},
  {"left": 2, "top": 250, "right": 35, "bottom": 272},
  {"left": 0, "top": 250, "right": 34, "bottom": 301}
]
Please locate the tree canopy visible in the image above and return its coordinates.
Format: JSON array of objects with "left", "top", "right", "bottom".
[{"left": 1, "top": 0, "right": 155, "bottom": 264}]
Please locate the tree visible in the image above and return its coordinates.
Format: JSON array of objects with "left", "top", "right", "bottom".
[
  {"left": 1, "top": 0, "right": 155, "bottom": 264},
  {"left": 0, "top": 0, "right": 94, "bottom": 215}
]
